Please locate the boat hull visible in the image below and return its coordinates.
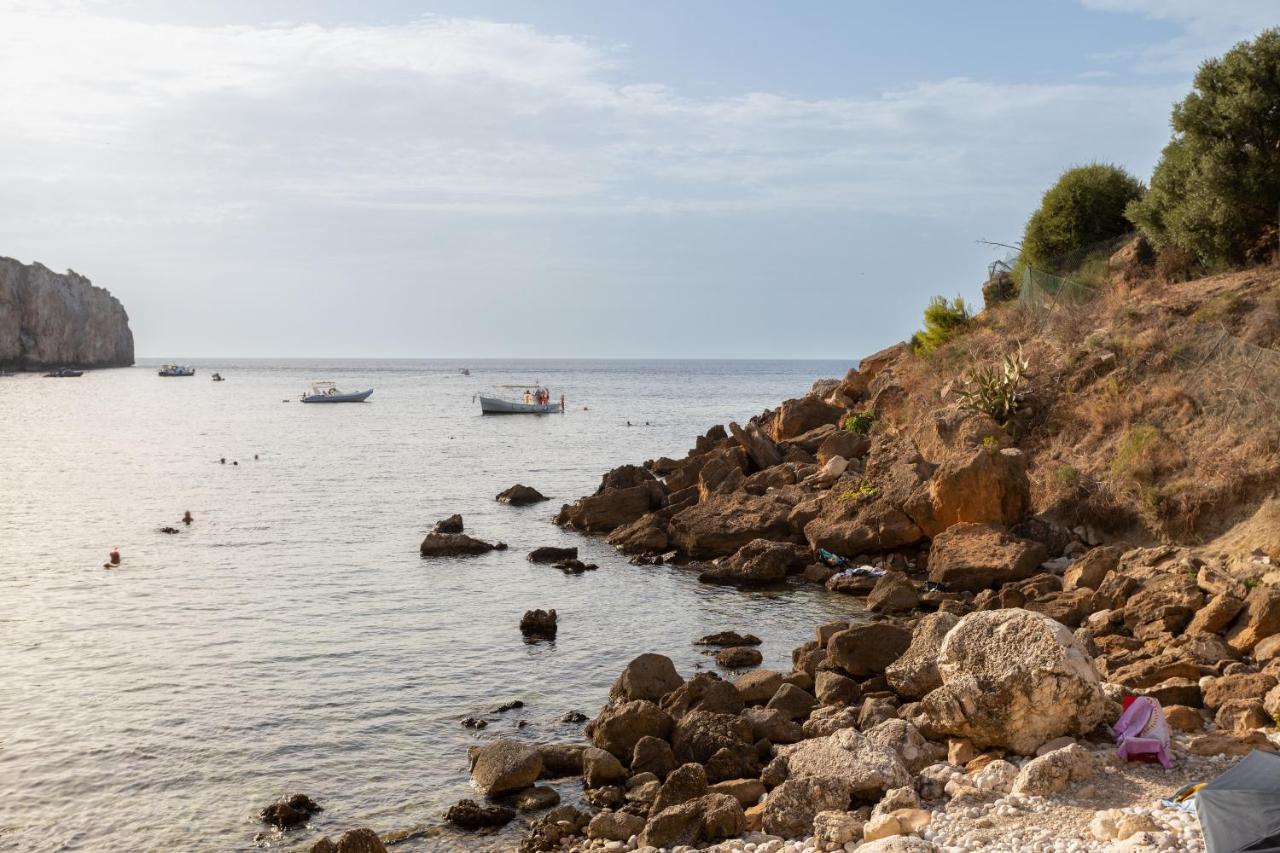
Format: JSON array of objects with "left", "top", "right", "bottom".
[
  {"left": 479, "top": 396, "right": 561, "bottom": 414},
  {"left": 301, "top": 389, "right": 373, "bottom": 403}
]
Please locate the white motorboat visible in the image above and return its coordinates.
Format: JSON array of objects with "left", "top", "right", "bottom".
[
  {"left": 477, "top": 384, "right": 563, "bottom": 414},
  {"left": 301, "top": 381, "right": 373, "bottom": 403},
  {"left": 158, "top": 364, "right": 195, "bottom": 377}
]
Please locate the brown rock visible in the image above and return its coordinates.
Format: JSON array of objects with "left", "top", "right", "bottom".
[
  {"left": 734, "top": 669, "right": 785, "bottom": 705},
  {"left": 1203, "top": 672, "right": 1278, "bottom": 712},
  {"left": 771, "top": 397, "right": 843, "bottom": 442},
  {"left": 590, "top": 700, "right": 675, "bottom": 760},
  {"left": 885, "top": 611, "right": 960, "bottom": 700},
  {"left": 866, "top": 571, "right": 919, "bottom": 614},
  {"left": 827, "top": 623, "right": 912, "bottom": 677},
  {"left": 730, "top": 420, "right": 783, "bottom": 470},
  {"left": 1163, "top": 705, "right": 1204, "bottom": 732},
  {"left": 611, "top": 653, "right": 684, "bottom": 703},
  {"left": 1227, "top": 585, "right": 1280, "bottom": 654},
  {"left": 699, "top": 538, "right": 809, "bottom": 586},
  {"left": 1063, "top": 546, "right": 1124, "bottom": 591},
  {"left": 1216, "top": 699, "right": 1272, "bottom": 733},
  {"left": 715, "top": 646, "right": 763, "bottom": 669},
  {"left": 669, "top": 492, "right": 801, "bottom": 558},
  {"left": 927, "top": 523, "right": 1047, "bottom": 593},
  {"left": 918, "top": 447, "right": 1031, "bottom": 537}
]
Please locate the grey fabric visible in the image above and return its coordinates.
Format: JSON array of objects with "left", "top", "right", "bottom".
[{"left": 1199, "top": 751, "right": 1280, "bottom": 853}]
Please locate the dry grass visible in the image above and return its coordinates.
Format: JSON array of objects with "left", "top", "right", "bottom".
[{"left": 883, "top": 263, "right": 1280, "bottom": 546}]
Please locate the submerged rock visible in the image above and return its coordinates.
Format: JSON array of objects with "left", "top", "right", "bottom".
[
  {"left": 445, "top": 799, "right": 515, "bottom": 830},
  {"left": 308, "top": 828, "right": 386, "bottom": 853},
  {"left": 520, "top": 609, "right": 557, "bottom": 639},
  {"left": 497, "top": 484, "right": 549, "bottom": 506},
  {"left": 419, "top": 532, "right": 499, "bottom": 557},
  {"left": 259, "top": 793, "right": 322, "bottom": 829},
  {"left": 528, "top": 546, "right": 577, "bottom": 563},
  {"left": 696, "top": 630, "right": 762, "bottom": 647},
  {"left": 433, "top": 514, "right": 464, "bottom": 534}
]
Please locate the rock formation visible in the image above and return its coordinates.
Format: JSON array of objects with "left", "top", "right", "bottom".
[{"left": 0, "top": 256, "right": 133, "bottom": 369}]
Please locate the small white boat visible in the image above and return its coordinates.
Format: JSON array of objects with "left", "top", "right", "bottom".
[
  {"left": 301, "top": 381, "right": 373, "bottom": 403},
  {"left": 478, "top": 384, "right": 564, "bottom": 414},
  {"left": 158, "top": 364, "right": 195, "bottom": 377}
]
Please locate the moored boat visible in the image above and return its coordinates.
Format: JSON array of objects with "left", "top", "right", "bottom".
[
  {"left": 477, "top": 384, "right": 564, "bottom": 414},
  {"left": 158, "top": 364, "right": 195, "bottom": 377},
  {"left": 44, "top": 367, "right": 84, "bottom": 378},
  {"left": 301, "top": 381, "right": 373, "bottom": 403},
  {"left": 211, "top": 372, "right": 225, "bottom": 382}
]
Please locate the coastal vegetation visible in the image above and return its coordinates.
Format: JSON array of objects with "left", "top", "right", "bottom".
[
  {"left": 1126, "top": 28, "right": 1280, "bottom": 269},
  {"left": 463, "top": 28, "right": 1280, "bottom": 853}
]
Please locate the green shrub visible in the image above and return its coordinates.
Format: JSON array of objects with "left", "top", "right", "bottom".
[
  {"left": 843, "top": 411, "right": 875, "bottom": 435},
  {"left": 1127, "top": 29, "right": 1280, "bottom": 267},
  {"left": 1020, "top": 164, "right": 1145, "bottom": 271},
  {"left": 913, "top": 296, "right": 971, "bottom": 354},
  {"left": 955, "top": 346, "right": 1029, "bottom": 423}
]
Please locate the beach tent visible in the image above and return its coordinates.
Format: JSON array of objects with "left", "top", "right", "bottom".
[{"left": 1199, "top": 750, "right": 1280, "bottom": 852}]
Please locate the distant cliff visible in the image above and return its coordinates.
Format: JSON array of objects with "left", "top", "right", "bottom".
[{"left": 0, "top": 257, "right": 134, "bottom": 370}]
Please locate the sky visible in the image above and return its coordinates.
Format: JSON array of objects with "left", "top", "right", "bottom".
[{"left": 0, "top": 1, "right": 1276, "bottom": 358}]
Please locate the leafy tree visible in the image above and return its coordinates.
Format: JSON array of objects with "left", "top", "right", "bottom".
[
  {"left": 912, "top": 295, "right": 970, "bottom": 354},
  {"left": 1020, "top": 163, "right": 1144, "bottom": 270},
  {"left": 1127, "top": 29, "right": 1280, "bottom": 266}
]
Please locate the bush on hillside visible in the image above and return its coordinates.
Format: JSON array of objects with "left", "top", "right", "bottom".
[
  {"left": 1127, "top": 29, "right": 1280, "bottom": 267},
  {"left": 912, "top": 296, "right": 971, "bottom": 354},
  {"left": 1020, "top": 163, "right": 1145, "bottom": 271}
]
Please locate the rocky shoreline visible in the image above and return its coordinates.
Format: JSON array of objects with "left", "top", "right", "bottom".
[{"left": 439, "top": 354, "right": 1280, "bottom": 852}]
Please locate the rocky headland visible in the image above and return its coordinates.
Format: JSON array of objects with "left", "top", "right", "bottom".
[
  {"left": 442, "top": 252, "right": 1280, "bottom": 853},
  {"left": 0, "top": 256, "right": 134, "bottom": 370}
]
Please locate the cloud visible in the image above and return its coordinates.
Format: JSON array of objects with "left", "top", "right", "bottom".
[
  {"left": 0, "top": 3, "right": 1177, "bottom": 232},
  {"left": 1080, "top": 0, "right": 1277, "bottom": 73}
]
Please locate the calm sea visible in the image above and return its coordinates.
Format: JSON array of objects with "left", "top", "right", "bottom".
[{"left": 0, "top": 358, "right": 868, "bottom": 852}]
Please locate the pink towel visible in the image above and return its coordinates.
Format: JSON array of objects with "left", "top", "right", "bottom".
[{"left": 1112, "top": 695, "right": 1173, "bottom": 769}]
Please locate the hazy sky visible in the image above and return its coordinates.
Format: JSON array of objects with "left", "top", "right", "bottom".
[{"left": 1, "top": 1, "right": 1274, "bottom": 358}]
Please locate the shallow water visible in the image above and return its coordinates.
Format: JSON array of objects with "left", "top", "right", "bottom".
[{"left": 0, "top": 359, "right": 867, "bottom": 852}]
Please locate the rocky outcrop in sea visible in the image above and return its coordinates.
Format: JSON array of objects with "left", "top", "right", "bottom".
[{"left": 0, "top": 256, "right": 134, "bottom": 370}]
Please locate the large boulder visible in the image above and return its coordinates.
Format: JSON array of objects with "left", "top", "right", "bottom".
[
  {"left": 777, "top": 727, "right": 911, "bottom": 798},
  {"left": 469, "top": 739, "right": 543, "bottom": 795},
  {"left": 698, "top": 539, "right": 809, "bottom": 586},
  {"left": 916, "top": 447, "right": 1030, "bottom": 536},
  {"left": 1010, "top": 744, "right": 1094, "bottom": 796},
  {"left": 589, "top": 700, "right": 674, "bottom": 760},
  {"left": 771, "top": 397, "right": 843, "bottom": 442},
  {"left": 826, "top": 623, "right": 912, "bottom": 677},
  {"left": 919, "top": 609, "right": 1107, "bottom": 754},
  {"left": 926, "top": 523, "right": 1047, "bottom": 593},
  {"left": 1063, "top": 545, "right": 1124, "bottom": 591},
  {"left": 610, "top": 654, "right": 684, "bottom": 703},
  {"left": 885, "top": 611, "right": 960, "bottom": 700},
  {"left": 669, "top": 492, "right": 801, "bottom": 558}
]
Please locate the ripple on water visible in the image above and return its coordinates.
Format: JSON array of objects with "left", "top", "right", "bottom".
[{"left": 0, "top": 358, "right": 866, "bottom": 851}]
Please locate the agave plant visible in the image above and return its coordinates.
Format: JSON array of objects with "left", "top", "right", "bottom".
[{"left": 956, "top": 345, "right": 1029, "bottom": 423}]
